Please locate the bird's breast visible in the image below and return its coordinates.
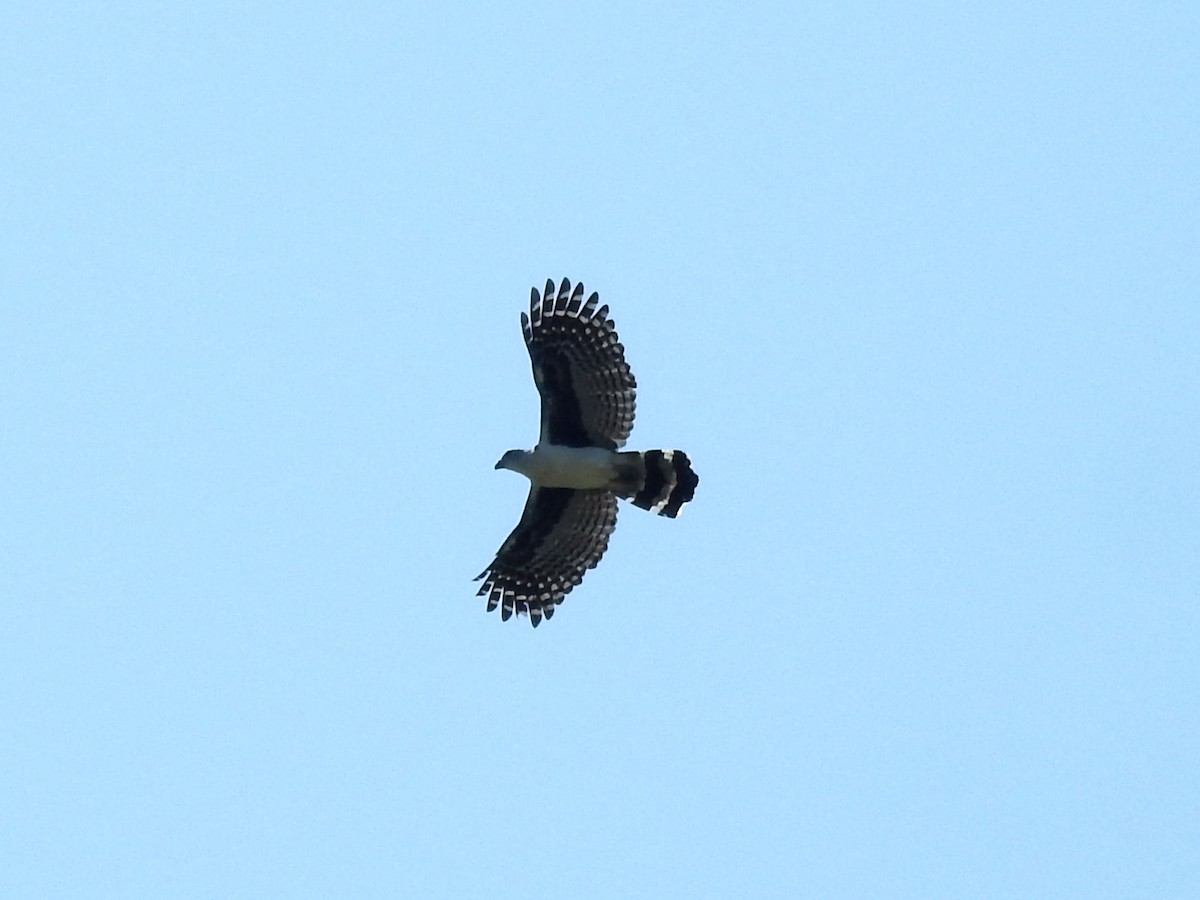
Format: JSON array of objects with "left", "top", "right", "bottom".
[{"left": 525, "top": 444, "right": 616, "bottom": 489}]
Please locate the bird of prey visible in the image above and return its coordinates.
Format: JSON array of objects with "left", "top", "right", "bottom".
[{"left": 475, "top": 278, "right": 699, "bottom": 626}]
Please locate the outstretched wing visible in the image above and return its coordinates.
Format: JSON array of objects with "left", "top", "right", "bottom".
[
  {"left": 475, "top": 487, "right": 619, "bottom": 626},
  {"left": 523, "top": 278, "right": 637, "bottom": 449}
]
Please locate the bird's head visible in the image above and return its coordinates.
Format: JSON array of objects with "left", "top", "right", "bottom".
[{"left": 495, "top": 449, "right": 529, "bottom": 472}]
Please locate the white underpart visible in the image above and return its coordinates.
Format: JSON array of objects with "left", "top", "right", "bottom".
[{"left": 509, "top": 444, "right": 616, "bottom": 489}]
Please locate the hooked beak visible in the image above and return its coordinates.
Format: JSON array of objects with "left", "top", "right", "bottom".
[{"left": 494, "top": 459, "right": 504, "bottom": 470}]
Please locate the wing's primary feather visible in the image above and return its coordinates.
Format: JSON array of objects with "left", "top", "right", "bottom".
[{"left": 523, "top": 278, "right": 637, "bottom": 449}]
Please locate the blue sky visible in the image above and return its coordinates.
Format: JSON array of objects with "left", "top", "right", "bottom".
[{"left": 3, "top": 2, "right": 1197, "bottom": 897}]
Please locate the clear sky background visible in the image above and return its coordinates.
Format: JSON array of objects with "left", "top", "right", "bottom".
[{"left": 3, "top": 2, "right": 1197, "bottom": 897}]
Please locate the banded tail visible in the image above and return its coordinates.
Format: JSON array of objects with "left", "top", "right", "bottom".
[{"left": 615, "top": 449, "right": 699, "bottom": 518}]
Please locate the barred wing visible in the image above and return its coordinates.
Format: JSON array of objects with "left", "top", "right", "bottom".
[
  {"left": 523, "top": 278, "right": 637, "bottom": 449},
  {"left": 475, "top": 487, "right": 618, "bottom": 626}
]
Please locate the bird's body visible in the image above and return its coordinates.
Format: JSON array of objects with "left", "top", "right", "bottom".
[
  {"left": 476, "top": 278, "right": 699, "bottom": 626},
  {"left": 496, "top": 445, "right": 618, "bottom": 490}
]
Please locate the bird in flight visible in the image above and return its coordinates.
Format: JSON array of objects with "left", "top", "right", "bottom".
[{"left": 476, "top": 278, "right": 699, "bottom": 626}]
